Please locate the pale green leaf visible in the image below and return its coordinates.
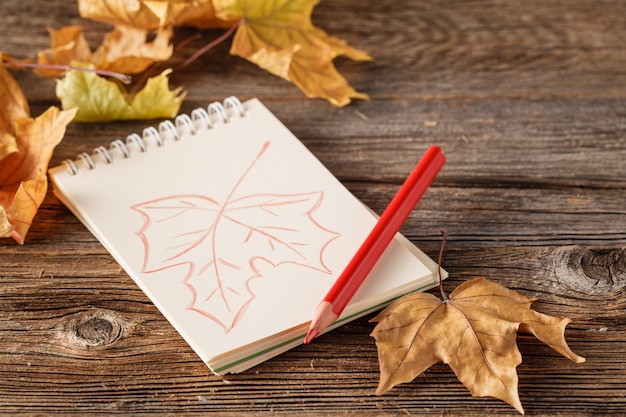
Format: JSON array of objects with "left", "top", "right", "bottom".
[{"left": 56, "top": 67, "right": 185, "bottom": 122}]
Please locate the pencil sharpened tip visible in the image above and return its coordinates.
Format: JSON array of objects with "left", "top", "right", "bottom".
[
  {"left": 304, "top": 327, "right": 319, "bottom": 344},
  {"left": 305, "top": 301, "right": 337, "bottom": 344}
]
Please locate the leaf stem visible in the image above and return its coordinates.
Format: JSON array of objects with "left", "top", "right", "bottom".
[
  {"left": 2, "top": 59, "right": 131, "bottom": 84},
  {"left": 175, "top": 33, "right": 203, "bottom": 52},
  {"left": 438, "top": 229, "right": 448, "bottom": 301},
  {"left": 181, "top": 20, "right": 241, "bottom": 68}
]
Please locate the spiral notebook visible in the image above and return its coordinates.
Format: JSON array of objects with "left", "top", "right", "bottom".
[{"left": 48, "top": 97, "right": 445, "bottom": 374}]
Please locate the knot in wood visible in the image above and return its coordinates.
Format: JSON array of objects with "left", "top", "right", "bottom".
[
  {"left": 66, "top": 310, "right": 124, "bottom": 348},
  {"left": 553, "top": 245, "right": 626, "bottom": 295},
  {"left": 77, "top": 317, "right": 114, "bottom": 345}
]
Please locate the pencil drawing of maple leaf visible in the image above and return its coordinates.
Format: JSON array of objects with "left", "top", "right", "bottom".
[{"left": 132, "top": 141, "right": 340, "bottom": 332}]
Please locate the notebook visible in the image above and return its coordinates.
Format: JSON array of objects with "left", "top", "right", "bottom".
[{"left": 48, "top": 97, "right": 446, "bottom": 375}]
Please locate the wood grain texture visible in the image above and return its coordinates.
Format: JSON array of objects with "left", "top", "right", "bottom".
[{"left": 1, "top": 0, "right": 626, "bottom": 415}]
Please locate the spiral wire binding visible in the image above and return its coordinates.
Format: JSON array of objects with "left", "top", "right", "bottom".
[{"left": 62, "top": 96, "right": 246, "bottom": 176}]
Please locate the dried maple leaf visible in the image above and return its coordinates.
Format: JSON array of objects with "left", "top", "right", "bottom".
[
  {"left": 36, "top": 25, "right": 173, "bottom": 78},
  {"left": 214, "top": 0, "right": 372, "bottom": 107},
  {"left": 55, "top": 66, "right": 185, "bottom": 122},
  {"left": 132, "top": 142, "right": 339, "bottom": 332},
  {"left": 76, "top": 0, "right": 370, "bottom": 107},
  {"left": 370, "top": 277, "right": 586, "bottom": 414},
  {"left": 77, "top": 0, "right": 235, "bottom": 29},
  {"left": 93, "top": 25, "right": 173, "bottom": 73},
  {"left": 0, "top": 61, "right": 77, "bottom": 243},
  {"left": 33, "top": 26, "right": 92, "bottom": 78}
]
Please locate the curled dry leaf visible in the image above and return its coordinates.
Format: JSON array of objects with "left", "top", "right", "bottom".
[
  {"left": 0, "top": 61, "right": 77, "bottom": 243},
  {"left": 77, "top": 0, "right": 371, "bottom": 107},
  {"left": 92, "top": 25, "right": 173, "bottom": 74},
  {"left": 370, "top": 277, "right": 585, "bottom": 414},
  {"left": 36, "top": 25, "right": 174, "bottom": 77},
  {"left": 56, "top": 66, "right": 185, "bottom": 122},
  {"left": 215, "top": 0, "right": 372, "bottom": 107},
  {"left": 77, "top": 0, "right": 235, "bottom": 29}
]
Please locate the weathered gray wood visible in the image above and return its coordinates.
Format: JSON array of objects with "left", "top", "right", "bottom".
[{"left": 1, "top": 0, "right": 626, "bottom": 415}]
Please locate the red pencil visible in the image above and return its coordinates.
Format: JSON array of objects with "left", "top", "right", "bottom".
[{"left": 304, "top": 145, "right": 446, "bottom": 343}]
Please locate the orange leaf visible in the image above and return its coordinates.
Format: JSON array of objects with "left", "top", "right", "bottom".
[
  {"left": 34, "top": 26, "right": 93, "bottom": 78},
  {"left": 0, "top": 131, "right": 18, "bottom": 161},
  {"left": 36, "top": 25, "right": 173, "bottom": 77},
  {"left": 0, "top": 59, "right": 29, "bottom": 134},
  {"left": 370, "top": 277, "right": 585, "bottom": 414},
  {"left": 0, "top": 68, "right": 77, "bottom": 243},
  {"left": 91, "top": 25, "right": 173, "bottom": 74},
  {"left": 0, "top": 206, "right": 13, "bottom": 238},
  {"left": 2, "top": 173, "right": 48, "bottom": 244},
  {"left": 77, "top": 0, "right": 234, "bottom": 29},
  {"left": 215, "top": 0, "right": 372, "bottom": 107}
]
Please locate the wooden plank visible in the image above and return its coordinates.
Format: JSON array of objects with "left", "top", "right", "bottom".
[
  {"left": 3, "top": 186, "right": 624, "bottom": 415},
  {"left": 4, "top": 0, "right": 626, "bottom": 102},
  {"left": 0, "top": 245, "right": 623, "bottom": 415},
  {"left": 298, "top": 97, "right": 626, "bottom": 187},
  {"left": 45, "top": 96, "right": 626, "bottom": 189}
]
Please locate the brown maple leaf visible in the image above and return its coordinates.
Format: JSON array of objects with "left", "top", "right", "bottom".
[{"left": 370, "top": 276, "right": 586, "bottom": 414}]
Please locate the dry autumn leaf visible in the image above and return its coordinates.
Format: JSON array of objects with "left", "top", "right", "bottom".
[
  {"left": 36, "top": 24, "right": 173, "bottom": 78},
  {"left": 77, "top": 0, "right": 235, "bottom": 29},
  {"left": 0, "top": 61, "right": 77, "bottom": 243},
  {"left": 77, "top": 0, "right": 371, "bottom": 107},
  {"left": 370, "top": 277, "right": 586, "bottom": 414},
  {"left": 215, "top": 0, "right": 372, "bottom": 107},
  {"left": 56, "top": 66, "right": 185, "bottom": 122}
]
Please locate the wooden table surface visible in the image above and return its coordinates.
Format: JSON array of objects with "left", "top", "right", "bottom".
[{"left": 2, "top": 1, "right": 625, "bottom": 415}]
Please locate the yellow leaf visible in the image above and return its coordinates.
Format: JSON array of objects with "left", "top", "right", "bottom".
[
  {"left": 92, "top": 25, "right": 173, "bottom": 74},
  {"left": 370, "top": 277, "right": 585, "bottom": 414},
  {"left": 127, "top": 69, "right": 187, "bottom": 118},
  {"left": 215, "top": 0, "right": 372, "bottom": 107},
  {"left": 56, "top": 67, "right": 185, "bottom": 122},
  {"left": 77, "top": 0, "right": 234, "bottom": 29},
  {"left": 0, "top": 105, "right": 78, "bottom": 244},
  {"left": 248, "top": 44, "right": 300, "bottom": 80},
  {"left": 37, "top": 25, "right": 173, "bottom": 77}
]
